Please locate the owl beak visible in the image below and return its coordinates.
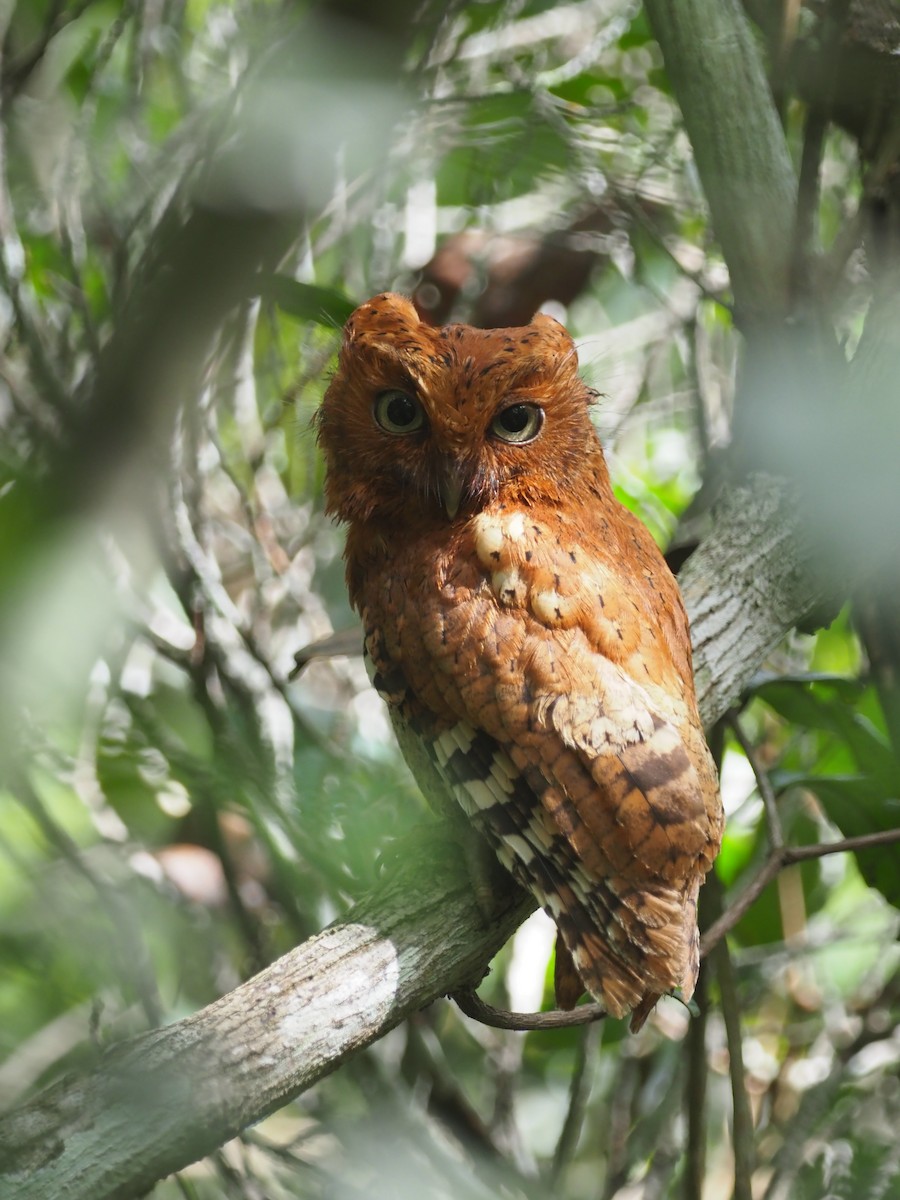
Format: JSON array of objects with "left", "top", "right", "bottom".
[{"left": 438, "top": 462, "right": 464, "bottom": 520}]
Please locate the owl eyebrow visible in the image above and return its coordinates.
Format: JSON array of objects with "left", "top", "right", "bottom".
[
  {"left": 396, "top": 368, "right": 427, "bottom": 394},
  {"left": 363, "top": 336, "right": 427, "bottom": 380},
  {"left": 477, "top": 361, "right": 504, "bottom": 379},
  {"left": 480, "top": 358, "right": 547, "bottom": 390},
  {"left": 365, "top": 356, "right": 426, "bottom": 397}
]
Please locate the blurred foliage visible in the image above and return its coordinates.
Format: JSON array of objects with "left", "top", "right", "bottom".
[{"left": 0, "top": 1, "right": 898, "bottom": 1199}]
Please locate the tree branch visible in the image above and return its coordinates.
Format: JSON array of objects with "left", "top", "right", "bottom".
[
  {"left": 0, "top": 856, "right": 533, "bottom": 1200},
  {"left": 700, "top": 827, "right": 900, "bottom": 957},
  {"left": 679, "top": 474, "right": 831, "bottom": 727},
  {"left": 728, "top": 710, "right": 785, "bottom": 850},
  {"left": 452, "top": 990, "right": 607, "bottom": 1032},
  {"left": 643, "top": 0, "right": 797, "bottom": 324}
]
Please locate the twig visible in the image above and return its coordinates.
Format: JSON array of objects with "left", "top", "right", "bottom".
[
  {"left": 1, "top": 0, "right": 93, "bottom": 99},
  {"left": 547, "top": 1023, "right": 599, "bottom": 1187},
  {"left": 714, "top": 935, "right": 754, "bottom": 1200},
  {"left": 771, "top": 0, "right": 802, "bottom": 122},
  {"left": 400, "top": 1018, "right": 507, "bottom": 1163},
  {"left": 727, "top": 710, "right": 784, "bottom": 849},
  {"left": 614, "top": 185, "right": 734, "bottom": 314},
  {"left": 760, "top": 1058, "right": 844, "bottom": 1200},
  {"left": 456, "top": 824, "right": 900, "bottom": 1037},
  {"left": 56, "top": 225, "right": 104, "bottom": 363},
  {"left": 700, "top": 827, "right": 900, "bottom": 958},
  {"left": 687, "top": 315, "right": 712, "bottom": 466},
  {"left": 395, "top": 1035, "right": 548, "bottom": 1200},
  {"left": 451, "top": 989, "right": 606, "bottom": 1031},
  {"left": 453, "top": 820, "right": 900, "bottom": 1040},
  {"left": 172, "top": 1173, "right": 201, "bottom": 1200},
  {"left": 164, "top": 468, "right": 336, "bottom": 756},
  {"left": 209, "top": 1148, "right": 244, "bottom": 1199},
  {"left": 785, "top": 827, "right": 900, "bottom": 861},
  {"left": 707, "top": 875, "right": 754, "bottom": 1200},
  {"left": 684, "top": 964, "right": 708, "bottom": 1200}
]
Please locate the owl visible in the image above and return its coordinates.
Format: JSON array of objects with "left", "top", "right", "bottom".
[{"left": 316, "top": 293, "right": 722, "bottom": 1030}]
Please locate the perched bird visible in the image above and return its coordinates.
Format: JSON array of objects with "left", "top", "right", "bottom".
[{"left": 316, "top": 292, "right": 722, "bottom": 1030}]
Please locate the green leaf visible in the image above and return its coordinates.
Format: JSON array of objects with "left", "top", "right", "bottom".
[
  {"left": 754, "top": 675, "right": 897, "bottom": 788},
  {"left": 750, "top": 671, "right": 864, "bottom": 706},
  {"left": 771, "top": 771, "right": 900, "bottom": 904},
  {"left": 618, "top": 8, "right": 654, "bottom": 50},
  {"left": 434, "top": 92, "right": 573, "bottom": 207},
  {"left": 261, "top": 277, "right": 355, "bottom": 328}
]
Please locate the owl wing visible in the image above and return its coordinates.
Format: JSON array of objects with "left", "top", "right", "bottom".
[{"left": 366, "top": 505, "right": 721, "bottom": 1025}]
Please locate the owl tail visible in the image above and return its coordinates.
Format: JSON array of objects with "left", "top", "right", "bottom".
[
  {"left": 558, "top": 876, "right": 701, "bottom": 1031},
  {"left": 552, "top": 930, "right": 656, "bottom": 1030},
  {"left": 628, "top": 905, "right": 699, "bottom": 1032}
]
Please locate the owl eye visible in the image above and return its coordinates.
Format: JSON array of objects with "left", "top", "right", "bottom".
[
  {"left": 490, "top": 403, "right": 544, "bottom": 444},
  {"left": 374, "top": 389, "right": 425, "bottom": 434}
]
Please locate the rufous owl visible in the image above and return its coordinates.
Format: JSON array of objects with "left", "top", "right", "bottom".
[{"left": 317, "top": 293, "right": 722, "bottom": 1030}]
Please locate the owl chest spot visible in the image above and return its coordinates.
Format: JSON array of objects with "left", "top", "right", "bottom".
[{"left": 473, "top": 509, "right": 581, "bottom": 628}]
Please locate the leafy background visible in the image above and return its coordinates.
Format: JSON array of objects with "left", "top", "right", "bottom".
[{"left": 1, "top": 1, "right": 899, "bottom": 1198}]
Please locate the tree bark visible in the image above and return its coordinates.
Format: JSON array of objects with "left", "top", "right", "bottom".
[
  {"left": 0, "top": 470, "right": 826, "bottom": 1200},
  {"left": 681, "top": 474, "right": 829, "bottom": 725}
]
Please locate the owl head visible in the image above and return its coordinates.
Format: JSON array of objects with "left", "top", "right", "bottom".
[{"left": 317, "top": 292, "right": 607, "bottom": 525}]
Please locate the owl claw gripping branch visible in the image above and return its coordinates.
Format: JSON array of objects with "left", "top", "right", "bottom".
[{"left": 317, "top": 293, "right": 723, "bottom": 1031}]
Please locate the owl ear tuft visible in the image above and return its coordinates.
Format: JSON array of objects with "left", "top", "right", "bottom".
[
  {"left": 529, "top": 312, "right": 579, "bottom": 375},
  {"left": 531, "top": 311, "right": 567, "bottom": 333},
  {"left": 346, "top": 292, "right": 421, "bottom": 344}
]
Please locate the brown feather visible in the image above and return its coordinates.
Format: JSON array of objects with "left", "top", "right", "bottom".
[{"left": 318, "top": 293, "right": 723, "bottom": 1029}]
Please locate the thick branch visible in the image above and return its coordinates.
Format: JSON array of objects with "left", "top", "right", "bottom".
[
  {"left": 0, "top": 857, "right": 533, "bottom": 1200},
  {"left": 644, "top": 0, "right": 796, "bottom": 322},
  {"left": 680, "top": 474, "right": 829, "bottom": 728}
]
